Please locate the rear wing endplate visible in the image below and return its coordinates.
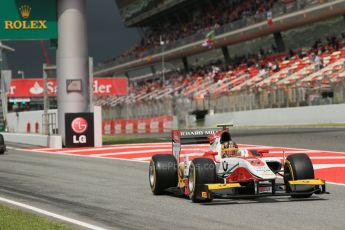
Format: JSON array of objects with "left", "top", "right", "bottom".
[{"left": 171, "top": 128, "right": 221, "bottom": 163}]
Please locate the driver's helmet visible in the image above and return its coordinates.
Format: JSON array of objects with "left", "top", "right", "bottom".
[{"left": 221, "top": 140, "right": 238, "bottom": 158}]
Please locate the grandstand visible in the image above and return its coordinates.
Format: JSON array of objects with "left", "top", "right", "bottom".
[{"left": 95, "top": 0, "right": 345, "bottom": 127}]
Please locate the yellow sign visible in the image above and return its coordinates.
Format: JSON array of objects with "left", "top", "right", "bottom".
[
  {"left": 4, "top": 5, "right": 48, "bottom": 30},
  {"left": 0, "top": 0, "right": 57, "bottom": 40},
  {"left": 19, "top": 5, "right": 31, "bottom": 18},
  {"left": 5, "top": 20, "right": 47, "bottom": 30}
]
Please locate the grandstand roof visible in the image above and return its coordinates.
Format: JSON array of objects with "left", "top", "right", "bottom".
[
  {"left": 96, "top": 0, "right": 345, "bottom": 77},
  {"left": 115, "top": 0, "right": 198, "bottom": 26}
]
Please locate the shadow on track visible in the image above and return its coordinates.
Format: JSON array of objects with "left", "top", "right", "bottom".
[
  {"left": 201, "top": 197, "right": 328, "bottom": 206},
  {"left": 161, "top": 189, "right": 328, "bottom": 205}
]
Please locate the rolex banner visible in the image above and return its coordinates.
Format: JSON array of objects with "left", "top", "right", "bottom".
[{"left": 0, "top": 0, "right": 57, "bottom": 40}]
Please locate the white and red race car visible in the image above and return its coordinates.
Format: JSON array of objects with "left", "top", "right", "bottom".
[{"left": 149, "top": 126, "right": 327, "bottom": 202}]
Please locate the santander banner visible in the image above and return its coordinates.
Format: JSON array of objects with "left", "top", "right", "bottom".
[{"left": 7, "top": 78, "right": 128, "bottom": 97}]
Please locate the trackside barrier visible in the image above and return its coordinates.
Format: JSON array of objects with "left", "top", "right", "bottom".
[
  {"left": 26, "top": 122, "right": 31, "bottom": 133},
  {"left": 0, "top": 132, "right": 62, "bottom": 148},
  {"left": 35, "top": 122, "right": 39, "bottom": 134},
  {"left": 102, "top": 115, "right": 173, "bottom": 135}
]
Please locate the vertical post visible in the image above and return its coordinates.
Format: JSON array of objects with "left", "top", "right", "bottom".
[
  {"left": 0, "top": 41, "right": 4, "bottom": 70},
  {"left": 0, "top": 41, "right": 15, "bottom": 127},
  {"left": 0, "top": 42, "right": 3, "bottom": 124},
  {"left": 57, "top": 0, "right": 89, "bottom": 145},
  {"left": 182, "top": 57, "right": 188, "bottom": 71},
  {"left": 221, "top": 46, "right": 230, "bottom": 64},
  {"left": 273, "top": 32, "right": 286, "bottom": 53},
  {"left": 43, "top": 64, "right": 49, "bottom": 135},
  {"left": 0, "top": 42, "right": 5, "bottom": 123},
  {"left": 160, "top": 35, "right": 165, "bottom": 84},
  {"left": 150, "top": 65, "right": 156, "bottom": 75},
  {"left": 89, "top": 57, "right": 94, "bottom": 112},
  {"left": 162, "top": 46, "right": 165, "bottom": 83}
]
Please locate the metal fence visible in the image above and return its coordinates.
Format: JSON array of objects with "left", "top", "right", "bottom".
[
  {"left": 100, "top": 78, "right": 345, "bottom": 126},
  {"left": 101, "top": 96, "right": 174, "bottom": 120},
  {"left": 212, "top": 81, "right": 345, "bottom": 113}
]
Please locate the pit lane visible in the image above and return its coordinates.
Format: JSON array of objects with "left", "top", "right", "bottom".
[{"left": 0, "top": 127, "right": 344, "bottom": 229}]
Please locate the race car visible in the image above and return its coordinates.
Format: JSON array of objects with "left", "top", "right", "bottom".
[{"left": 149, "top": 126, "right": 327, "bottom": 202}]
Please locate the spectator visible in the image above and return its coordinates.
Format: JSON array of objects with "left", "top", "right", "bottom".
[{"left": 314, "top": 52, "right": 322, "bottom": 70}]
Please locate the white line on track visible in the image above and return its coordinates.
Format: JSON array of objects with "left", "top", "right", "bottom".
[
  {"left": 27, "top": 147, "right": 63, "bottom": 151},
  {"left": 89, "top": 149, "right": 169, "bottom": 157},
  {"left": 313, "top": 164, "right": 345, "bottom": 169},
  {"left": 27, "top": 143, "right": 207, "bottom": 154},
  {"left": 91, "top": 148, "right": 207, "bottom": 157},
  {"left": 132, "top": 155, "right": 345, "bottom": 161},
  {"left": 268, "top": 150, "right": 322, "bottom": 154},
  {"left": 327, "top": 182, "right": 345, "bottom": 186},
  {"left": 0, "top": 196, "right": 108, "bottom": 230},
  {"left": 239, "top": 143, "right": 345, "bottom": 155},
  {"left": 25, "top": 142, "right": 174, "bottom": 152},
  {"left": 6, "top": 146, "right": 15, "bottom": 150},
  {"left": 133, "top": 153, "right": 204, "bottom": 161},
  {"left": 18, "top": 148, "right": 148, "bottom": 163},
  {"left": 66, "top": 149, "right": 345, "bottom": 158},
  {"left": 60, "top": 144, "right": 173, "bottom": 153}
]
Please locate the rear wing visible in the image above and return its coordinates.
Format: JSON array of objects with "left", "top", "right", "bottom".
[{"left": 172, "top": 128, "right": 221, "bottom": 163}]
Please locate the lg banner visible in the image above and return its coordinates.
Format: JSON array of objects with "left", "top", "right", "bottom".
[{"left": 65, "top": 113, "right": 94, "bottom": 147}]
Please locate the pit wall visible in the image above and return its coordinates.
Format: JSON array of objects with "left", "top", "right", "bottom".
[
  {"left": 6, "top": 110, "right": 175, "bottom": 135},
  {"left": 4, "top": 106, "right": 102, "bottom": 147},
  {"left": 6, "top": 109, "right": 58, "bottom": 134},
  {"left": 0, "top": 133, "right": 62, "bottom": 148},
  {"left": 7, "top": 103, "right": 345, "bottom": 135},
  {"left": 205, "top": 103, "right": 345, "bottom": 126}
]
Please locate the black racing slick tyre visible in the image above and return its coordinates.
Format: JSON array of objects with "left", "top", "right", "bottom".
[
  {"left": 149, "top": 154, "right": 178, "bottom": 195},
  {"left": 284, "top": 153, "right": 315, "bottom": 198},
  {"left": 0, "top": 134, "right": 5, "bottom": 155},
  {"left": 188, "top": 158, "right": 217, "bottom": 203}
]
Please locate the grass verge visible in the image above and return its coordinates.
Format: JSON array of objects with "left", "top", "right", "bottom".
[{"left": 0, "top": 203, "right": 75, "bottom": 230}]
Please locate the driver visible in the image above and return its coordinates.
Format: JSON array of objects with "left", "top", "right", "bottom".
[{"left": 221, "top": 140, "right": 239, "bottom": 158}]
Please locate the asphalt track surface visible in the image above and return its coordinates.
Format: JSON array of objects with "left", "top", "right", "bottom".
[{"left": 0, "top": 127, "right": 345, "bottom": 230}]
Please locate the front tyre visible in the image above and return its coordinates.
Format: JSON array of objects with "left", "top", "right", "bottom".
[
  {"left": 149, "top": 154, "right": 178, "bottom": 195},
  {"left": 189, "top": 158, "right": 216, "bottom": 203},
  {"left": 284, "top": 153, "right": 315, "bottom": 198}
]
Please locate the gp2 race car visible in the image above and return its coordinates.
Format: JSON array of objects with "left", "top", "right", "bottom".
[{"left": 149, "top": 126, "right": 328, "bottom": 202}]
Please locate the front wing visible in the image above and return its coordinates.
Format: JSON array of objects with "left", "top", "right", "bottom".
[{"left": 196, "top": 179, "right": 327, "bottom": 200}]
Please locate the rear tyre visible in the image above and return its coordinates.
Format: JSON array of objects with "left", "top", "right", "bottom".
[
  {"left": 149, "top": 154, "right": 178, "bottom": 195},
  {"left": 188, "top": 158, "right": 216, "bottom": 203},
  {"left": 0, "top": 134, "right": 5, "bottom": 155},
  {"left": 284, "top": 153, "right": 315, "bottom": 198}
]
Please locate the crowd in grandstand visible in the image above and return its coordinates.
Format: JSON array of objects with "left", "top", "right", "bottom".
[
  {"left": 103, "top": 0, "right": 282, "bottom": 64},
  {"left": 95, "top": 33, "right": 345, "bottom": 108},
  {"left": 103, "top": 0, "right": 319, "bottom": 65}
]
